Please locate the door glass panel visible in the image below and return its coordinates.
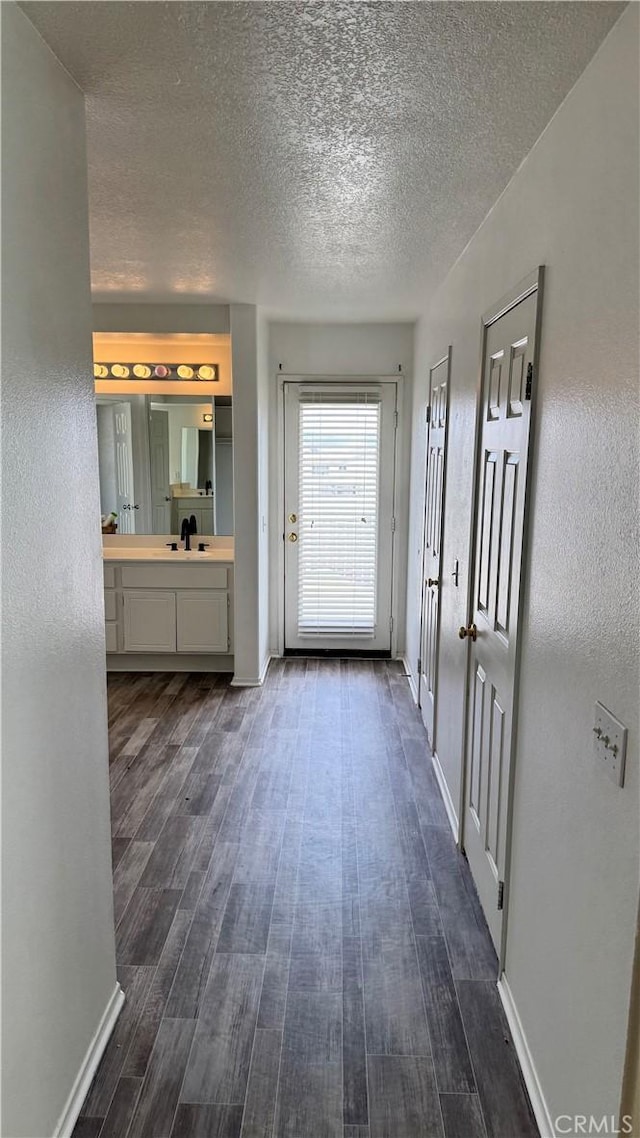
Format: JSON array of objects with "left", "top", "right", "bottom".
[{"left": 297, "top": 396, "right": 381, "bottom": 637}]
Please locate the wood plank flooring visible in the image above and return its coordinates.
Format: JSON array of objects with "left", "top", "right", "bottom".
[{"left": 73, "top": 661, "right": 539, "bottom": 1138}]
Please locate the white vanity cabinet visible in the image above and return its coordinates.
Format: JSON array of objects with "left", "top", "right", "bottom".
[{"left": 104, "top": 559, "right": 233, "bottom": 663}]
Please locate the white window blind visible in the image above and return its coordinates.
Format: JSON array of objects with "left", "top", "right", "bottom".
[{"left": 297, "top": 391, "right": 381, "bottom": 636}]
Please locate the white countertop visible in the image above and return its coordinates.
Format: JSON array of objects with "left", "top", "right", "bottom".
[{"left": 103, "top": 547, "right": 233, "bottom": 563}]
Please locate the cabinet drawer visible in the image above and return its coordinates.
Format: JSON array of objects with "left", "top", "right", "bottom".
[
  {"left": 121, "top": 565, "right": 227, "bottom": 590},
  {"left": 176, "top": 591, "right": 228, "bottom": 653},
  {"left": 103, "top": 565, "right": 116, "bottom": 588},
  {"left": 105, "top": 623, "right": 118, "bottom": 653},
  {"left": 123, "top": 590, "right": 176, "bottom": 653},
  {"left": 104, "top": 590, "right": 117, "bottom": 621}
]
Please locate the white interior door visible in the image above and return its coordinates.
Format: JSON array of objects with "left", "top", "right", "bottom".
[
  {"left": 114, "top": 401, "right": 136, "bottom": 534},
  {"left": 149, "top": 409, "right": 171, "bottom": 533},
  {"left": 283, "top": 382, "right": 397, "bottom": 653},
  {"left": 462, "top": 270, "right": 543, "bottom": 958},
  {"left": 418, "top": 350, "right": 451, "bottom": 747}
]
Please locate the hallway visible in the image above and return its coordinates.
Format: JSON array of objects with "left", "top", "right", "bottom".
[{"left": 74, "top": 661, "right": 538, "bottom": 1138}]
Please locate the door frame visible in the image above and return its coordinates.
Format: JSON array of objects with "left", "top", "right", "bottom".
[
  {"left": 459, "top": 266, "right": 545, "bottom": 969},
  {"left": 417, "top": 347, "right": 452, "bottom": 751},
  {"left": 273, "top": 375, "right": 404, "bottom": 658}
]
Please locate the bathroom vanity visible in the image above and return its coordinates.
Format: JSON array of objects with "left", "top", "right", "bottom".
[{"left": 103, "top": 538, "right": 234, "bottom": 671}]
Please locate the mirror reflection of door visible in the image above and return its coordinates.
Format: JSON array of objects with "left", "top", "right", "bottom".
[
  {"left": 96, "top": 398, "right": 136, "bottom": 533},
  {"left": 149, "top": 409, "right": 171, "bottom": 532}
]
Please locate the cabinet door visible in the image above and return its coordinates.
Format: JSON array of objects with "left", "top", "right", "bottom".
[
  {"left": 176, "top": 591, "right": 228, "bottom": 653},
  {"left": 123, "top": 590, "right": 176, "bottom": 653}
]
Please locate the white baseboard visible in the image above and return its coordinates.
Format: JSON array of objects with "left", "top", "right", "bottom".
[
  {"left": 231, "top": 653, "right": 273, "bottom": 688},
  {"left": 498, "top": 974, "right": 556, "bottom": 1138},
  {"left": 54, "top": 981, "right": 125, "bottom": 1138},
  {"left": 431, "top": 749, "right": 459, "bottom": 842},
  {"left": 400, "top": 656, "right": 419, "bottom": 704}
]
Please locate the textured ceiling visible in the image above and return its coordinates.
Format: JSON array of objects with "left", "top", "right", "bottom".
[{"left": 22, "top": 1, "right": 623, "bottom": 319}]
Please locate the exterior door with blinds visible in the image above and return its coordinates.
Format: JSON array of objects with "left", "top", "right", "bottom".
[{"left": 283, "top": 382, "right": 397, "bottom": 652}]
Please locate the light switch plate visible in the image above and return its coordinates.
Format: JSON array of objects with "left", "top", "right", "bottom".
[{"left": 593, "top": 701, "right": 627, "bottom": 787}]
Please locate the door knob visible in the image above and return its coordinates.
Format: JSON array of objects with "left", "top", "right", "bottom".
[
  {"left": 288, "top": 533, "right": 298, "bottom": 543},
  {"left": 427, "top": 577, "right": 439, "bottom": 588},
  {"left": 459, "top": 623, "right": 477, "bottom": 641},
  {"left": 288, "top": 513, "right": 297, "bottom": 523}
]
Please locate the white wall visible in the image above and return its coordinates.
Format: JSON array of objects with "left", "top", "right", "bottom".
[
  {"left": 406, "top": 7, "right": 639, "bottom": 1127},
  {"left": 93, "top": 302, "right": 230, "bottom": 335},
  {"left": 257, "top": 312, "right": 271, "bottom": 675},
  {"left": 1, "top": 6, "right": 120, "bottom": 1137},
  {"left": 230, "top": 304, "right": 266, "bottom": 683},
  {"left": 268, "top": 322, "right": 414, "bottom": 654}
]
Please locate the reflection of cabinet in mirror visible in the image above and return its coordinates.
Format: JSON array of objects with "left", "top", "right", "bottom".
[
  {"left": 170, "top": 495, "right": 215, "bottom": 537},
  {"left": 96, "top": 393, "right": 233, "bottom": 537}
]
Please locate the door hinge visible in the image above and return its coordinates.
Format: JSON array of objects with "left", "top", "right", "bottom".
[
  {"left": 497, "top": 880, "right": 505, "bottom": 910},
  {"left": 426, "top": 405, "right": 431, "bottom": 425},
  {"left": 525, "top": 363, "right": 533, "bottom": 400},
  {"left": 394, "top": 410, "right": 399, "bottom": 429},
  {"left": 391, "top": 516, "right": 396, "bottom": 532},
  {"left": 417, "top": 657, "right": 422, "bottom": 675},
  {"left": 389, "top": 616, "right": 394, "bottom": 634}
]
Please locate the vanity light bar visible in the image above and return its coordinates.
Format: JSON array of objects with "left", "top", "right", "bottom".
[{"left": 93, "top": 363, "right": 219, "bottom": 382}]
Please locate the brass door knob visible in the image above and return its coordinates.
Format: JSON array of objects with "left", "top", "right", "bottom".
[
  {"left": 427, "top": 577, "right": 439, "bottom": 588},
  {"left": 288, "top": 513, "right": 297, "bottom": 523},
  {"left": 459, "top": 623, "right": 477, "bottom": 641},
  {"left": 288, "top": 533, "right": 298, "bottom": 543}
]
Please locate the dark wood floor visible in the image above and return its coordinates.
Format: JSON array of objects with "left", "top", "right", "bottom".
[{"left": 73, "top": 660, "right": 538, "bottom": 1138}]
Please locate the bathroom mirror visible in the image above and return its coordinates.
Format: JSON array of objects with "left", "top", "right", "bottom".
[{"left": 96, "top": 394, "right": 233, "bottom": 536}]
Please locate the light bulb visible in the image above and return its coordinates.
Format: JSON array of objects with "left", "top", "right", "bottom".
[
  {"left": 177, "top": 365, "right": 194, "bottom": 379},
  {"left": 197, "top": 365, "right": 215, "bottom": 381},
  {"left": 133, "top": 364, "right": 152, "bottom": 379},
  {"left": 154, "top": 365, "right": 170, "bottom": 378},
  {"left": 93, "top": 364, "right": 108, "bottom": 378},
  {"left": 111, "top": 364, "right": 130, "bottom": 378}
]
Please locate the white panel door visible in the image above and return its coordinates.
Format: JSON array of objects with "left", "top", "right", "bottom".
[
  {"left": 283, "top": 383, "right": 397, "bottom": 653},
  {"left": 462, "top": 271, "right": 543, "bottom": 958},
  {"left": 114, "top": 401, "right": 136, "bottom": 533},
  {"left": 176, "top": 591, "right": 228, "bottom": 653},
  {"left": 418, "top": 351, "right": 451, "bottom": 747},
  {"left": 123, "top": 590, "right": 176, "bottom": 653},
  {"left": 149, "top": 409, "right": 171, "bottom": 533}
]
